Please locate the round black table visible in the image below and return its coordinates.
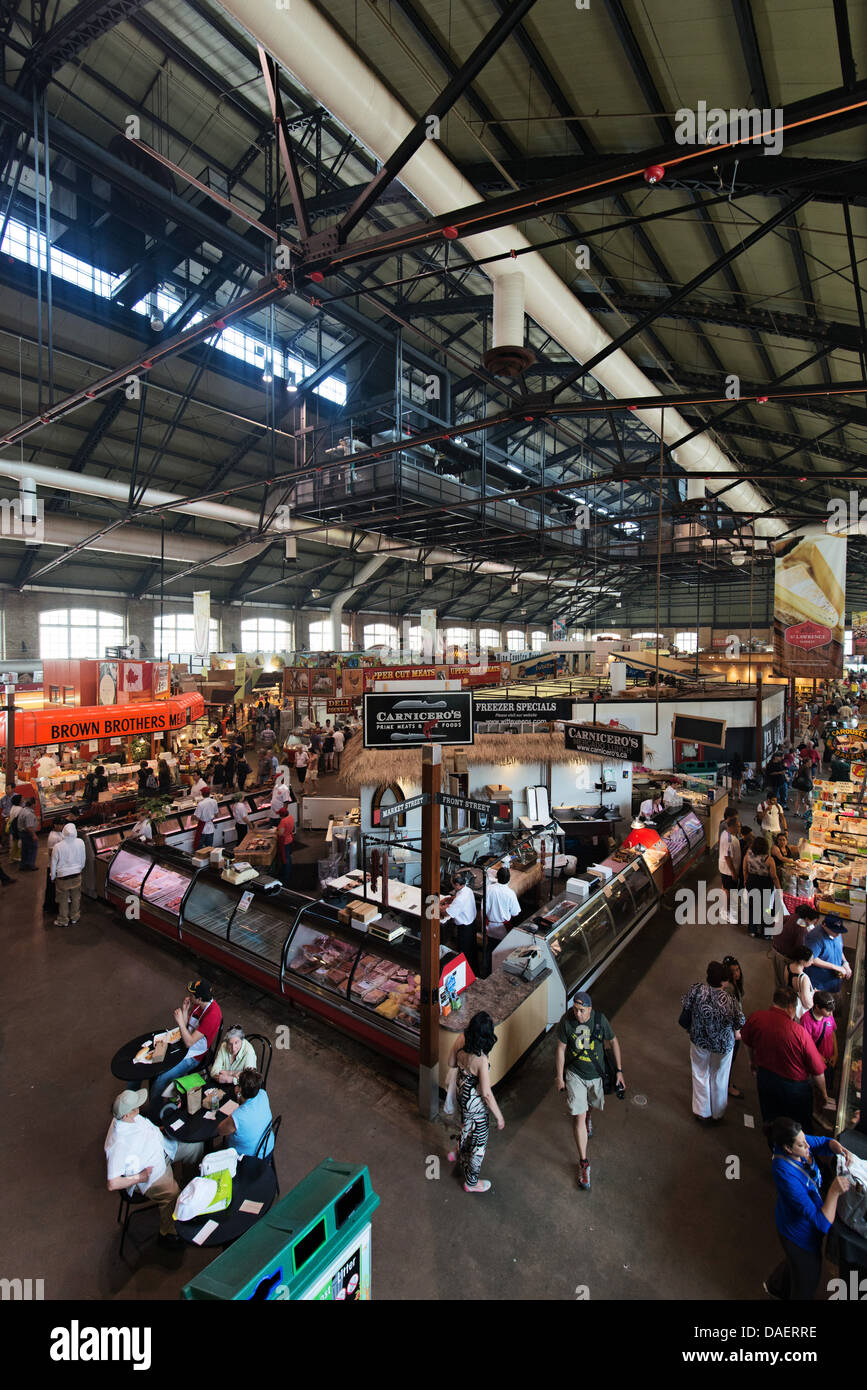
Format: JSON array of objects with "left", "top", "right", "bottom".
[
  {"left": 111, "top": 1030, "right": 185, "bottom": 1082},
  {"left": 142, "top": 1089, "right": 229, "bottom": 1144},
  {"left": 173, "top": 1156, "right": 277, "bottom": 1247}
]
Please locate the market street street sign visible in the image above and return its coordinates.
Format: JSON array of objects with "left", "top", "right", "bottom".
[
  {"left": 565, "top": 723, "right": 644, "bottom": 762},
  {"left": 372, "top": 794, "right": 430, "bottom": 825},
  {"left": 363, "top": 692, "right": 474, "bottom": 748}
]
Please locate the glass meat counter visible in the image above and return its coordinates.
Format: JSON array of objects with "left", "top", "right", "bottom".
[
  {"left": 105, "top": 841, "right": 201, "bottom": 936},
  {"left": 492, "top": 854, "right": 660, "bottom": 1028},
  {"left": 179, "top": 870, "right": 438, "bottom": 1064}
]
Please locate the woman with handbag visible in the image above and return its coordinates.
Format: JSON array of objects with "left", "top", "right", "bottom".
[
  {"left": 744, "top": 836, "right": 781, "bottom": 938},
  {"left": 680, "top": 961, "right": 745, "bottom": 1123},
  {"left": 763, "top": 1116, "right": 854, "bottom": 1300}
]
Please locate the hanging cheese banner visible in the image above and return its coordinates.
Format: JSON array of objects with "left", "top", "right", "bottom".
[{"left": 773, "top": 524, "right": 846, "bottom": 679}]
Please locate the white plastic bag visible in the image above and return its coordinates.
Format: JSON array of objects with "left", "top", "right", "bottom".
[
  {"left": 201, "top": 1146, "right": 239, "bottom": 1179},
  {"left": 174, "top": 1176, "right": 218, "bottom": 1222}
]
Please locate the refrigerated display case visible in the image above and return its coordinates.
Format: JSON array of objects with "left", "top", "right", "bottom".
[
  {"left": 492, "top": 852, "right": 662, "bottom": 1027},
  {"left": 177, "top": 870, "right": 433, "bottom": 1065},
  {"left": 105, "top": 842, "right": 202, "bottom": 938}
]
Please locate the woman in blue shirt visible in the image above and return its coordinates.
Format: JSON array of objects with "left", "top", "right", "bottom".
[
  {"left": 216, "top": 1068, "right": 274, "bottom": 1158},
  {"left": 764, "top": 1116, "right": 854, "bottom": 1301}
]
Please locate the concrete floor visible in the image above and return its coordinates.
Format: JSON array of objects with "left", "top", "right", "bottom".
[{"left": 0, "top": 793, "right": 840, "bottom": 1301}]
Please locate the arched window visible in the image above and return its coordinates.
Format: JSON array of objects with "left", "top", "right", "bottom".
[
  {"left": 240, "top": 616, "right": 293, "bottom": 653},
  {"left": 593, "top": 632, "right": 621, "bottom": 640},
  {"left": 675, "top": 631, "right": 698, "bottom": 654},
  {"left": 308, "top": 620, "right": 350, "bottom": 651},
  {"left": 363, "top": 623, "right": 399, "bottom": 652},
  {"left": 530, "top": 630, "right": 547, "bottom": 653},
  {"left": 40, "top": 608, "right": 124, "bottom": 659},
  {"left": 505, "top": 629, "right": 526, "bottom": 653},
  {"left": 478, "top": 628, "right": 500, "bottom": 651},
  {"left": 154, "top": 613, "right": 220, "bottom": 657}
]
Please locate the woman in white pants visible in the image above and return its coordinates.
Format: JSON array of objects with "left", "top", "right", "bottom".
[{"left": 681, "top": 961, "right": 745, "bottom": 1123}]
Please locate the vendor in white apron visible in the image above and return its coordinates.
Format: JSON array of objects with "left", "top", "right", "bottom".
[{"left": 485, "top": 867, "right": 521, "bottom": 943}]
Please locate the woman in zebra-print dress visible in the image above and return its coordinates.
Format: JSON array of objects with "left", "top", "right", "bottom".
[{"left": 447, "top": 1012, "right": 505, "bottom": 1194}]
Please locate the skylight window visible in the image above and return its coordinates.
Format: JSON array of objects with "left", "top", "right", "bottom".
[{"left": 1, "top": 218, "right": 346, "bottom": 404}]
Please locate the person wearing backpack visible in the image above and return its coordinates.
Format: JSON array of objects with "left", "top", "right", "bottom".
[{"left": 554, "top": 990, "right": 625, "bottom": 1191}]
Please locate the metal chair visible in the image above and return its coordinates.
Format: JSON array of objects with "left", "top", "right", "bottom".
[
  {"left": 116, "top": 1188, "right": 160, "bottom": 1260},
  {"left": 255, "top": 1113, "right": 282, "bottom": 1195},
  {"left": 245, "top": 1032, "right": 272, "bottom": 1088}
]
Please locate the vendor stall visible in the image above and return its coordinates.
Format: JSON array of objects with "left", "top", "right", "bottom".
[{"left": 0, "top": 692, "right": 205, "bottom": 827}]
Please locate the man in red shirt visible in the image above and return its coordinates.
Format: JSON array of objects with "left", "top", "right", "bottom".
[
  {"left": 739, "top": 987, "right": 832, "bottom": 1133},
  {"left": 153, "top": 978, "right": 223, "bottom": 1098},
  {"left": 275, "top": 805, "right": 295, "bottom": 887}
]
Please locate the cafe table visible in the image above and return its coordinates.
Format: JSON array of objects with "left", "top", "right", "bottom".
[
  {"left": 142, "top": 1088, "right": 230, "bottom": 1145},
  {"left": 111, "top": 1029, "right": 185, "bottom": 1082},
  {"left": 173, "top": 1156, "right": 277, "bottom": 1247}
]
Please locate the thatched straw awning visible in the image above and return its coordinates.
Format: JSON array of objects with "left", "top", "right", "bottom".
[{"left": 339, "top": 731, "right": 581, "bottom": 793}]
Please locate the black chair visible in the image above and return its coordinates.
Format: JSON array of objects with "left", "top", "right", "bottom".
[
  {"left": 255, "top": 1114, "right": 282, "bottom": 1195},
  {"left": 116, "top": 1188, "right": 160, "bottom": 1260},
  {"left": 246, "top": 1032, "right": 272, "bottom": 1088}
]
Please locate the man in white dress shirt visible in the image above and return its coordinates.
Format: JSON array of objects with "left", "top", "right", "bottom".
[
  {"left": 50, "top": 822, "right": 86, "bottom": 928},
  {"left": 485, "top": 866, "right": 521, "bottom": 944},
  {"left": 442, "top": 871, "right": 479, "bottom": 971},
  {"left": 105, "top": 1088, "right": 203, "bottom": 1249}
]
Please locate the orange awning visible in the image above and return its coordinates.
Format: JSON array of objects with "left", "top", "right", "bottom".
[{"left": 0, "top": 692, "right": 205, "bottom": 748}]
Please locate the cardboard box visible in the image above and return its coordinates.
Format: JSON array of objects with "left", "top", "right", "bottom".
[{"left": 349, "top": 899, "right": 379, "bottom": 923}]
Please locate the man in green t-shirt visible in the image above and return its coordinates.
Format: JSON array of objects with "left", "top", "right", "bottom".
[{"left": 555, "top": 990, "right": 624, "bottom": 1191}]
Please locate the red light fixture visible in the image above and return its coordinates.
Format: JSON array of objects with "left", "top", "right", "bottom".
[
  {"left": 141, "top": 359, "right": 153, "bottom": 369},
  {"left": 443, "top": 226, "right": 459, "bottom": 240},
  {"left": 643, "top": 165, "right": 665, "bottom": 185},
  {"left": 756, "top": 395, "right": 769, "bottom": 404},
  {"left": 309, "top": 270, "right": 325, "bottom": 283}
]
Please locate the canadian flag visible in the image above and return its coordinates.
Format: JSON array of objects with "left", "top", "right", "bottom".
[{"left": 121, "top": 662, "right": 143, "bottom": 691}]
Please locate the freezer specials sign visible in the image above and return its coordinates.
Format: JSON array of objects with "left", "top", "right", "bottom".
[
  {"left": 363, "top": 693, "right": 474, "bottom": 748},
  {"left": 565, "top": 723, "right": 644, "bottom": 762},
  {"left": 474, "top": 697, "right": 572, "bottom": 723}
]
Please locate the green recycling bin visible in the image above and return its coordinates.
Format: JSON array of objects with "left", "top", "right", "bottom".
[{"left": 182, "top": 1159, "right": 380, "bottom": 1301}]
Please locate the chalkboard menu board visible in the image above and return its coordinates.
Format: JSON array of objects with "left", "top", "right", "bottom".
[{"left": 671, "top": 713, "right": 727, "bottom": 746}]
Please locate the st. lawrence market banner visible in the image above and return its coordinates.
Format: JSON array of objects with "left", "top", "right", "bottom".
[{"left": 773, "top": 525, "right": 846, "bottom": 680}]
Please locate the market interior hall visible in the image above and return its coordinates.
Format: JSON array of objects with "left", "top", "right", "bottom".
[{"left": 0, "top": 0, "right": 866, "bottom": 1325}]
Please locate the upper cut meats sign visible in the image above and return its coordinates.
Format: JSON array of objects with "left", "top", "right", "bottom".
[{"left": 363, "top": 693, "right": 474, "bottom": 748}]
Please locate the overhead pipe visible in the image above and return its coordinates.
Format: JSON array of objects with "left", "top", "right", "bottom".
[
  {"left": 217, "top": 0, "right": 786, "bottom": 536},
  {"left": 328, "top": 554, "right": 389, "bottom": 648},
  {"left": 0, "top": 514, "right": 268, "bottom": 566}
]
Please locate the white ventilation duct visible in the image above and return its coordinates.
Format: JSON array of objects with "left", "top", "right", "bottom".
[
  {"left": 3, "top": 514, "right": 268, "bottom": 566},
  {"left": 484, "top": 270, "right": 533, "bottom": 377},
  {"left": 217, "top": 0, "right": 786, "bottom": 537},
  {"left": 328, "top": 554, "right": 389, "bottom": 648}
]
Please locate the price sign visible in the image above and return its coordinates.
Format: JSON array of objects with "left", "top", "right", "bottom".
[{"left": 237, "top": 890, "right": 254, "bottom": 912}]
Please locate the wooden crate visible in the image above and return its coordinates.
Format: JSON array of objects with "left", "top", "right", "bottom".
[{"left": 236, "top": 829, "right": 277, "bottom": 866}]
